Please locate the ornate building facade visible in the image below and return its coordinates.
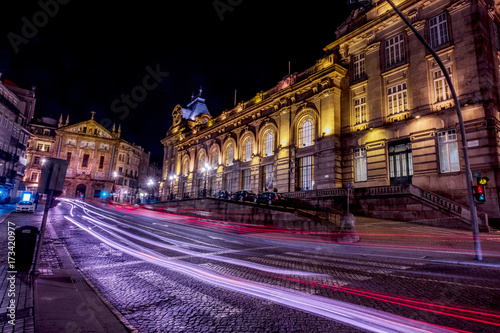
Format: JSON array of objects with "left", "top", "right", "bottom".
[
  {"left": 161, "top": 0, "right": 500, "bottom": 224},
  {"left": 24, "top": 113, "right": 150, "bottom": 202}
]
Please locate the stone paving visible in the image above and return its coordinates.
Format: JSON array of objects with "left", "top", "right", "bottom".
[{"left": 52, "top": 203, "right": 500, "bottom": 332}]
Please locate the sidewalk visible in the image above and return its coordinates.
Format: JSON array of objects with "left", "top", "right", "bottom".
[{"left": 0, "top": 206, "right": 133, "bottom": 333}]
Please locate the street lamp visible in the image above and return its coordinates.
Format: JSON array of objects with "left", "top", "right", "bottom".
[
  {"left": 168, "top": 174, "right": 178, "bottom": 200},
  {"left": 385, "top": 0, "right": 482, "bottom": 260},
  {"left": 147, "top": 179, "right": 154, "bottom": 202}
]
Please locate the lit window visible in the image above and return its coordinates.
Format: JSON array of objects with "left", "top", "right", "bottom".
[
  {"left": 265, "top": 131, "right": 274, "bottom": 156},
  {"left": 227, "top": 146, "right": 234, "bottom": 166},
  {"left": 385, "top": 33, "right": 405, "bottom": 66},
  {"left": 354, "top": 96, "right": 367, "bottom": 124},
  {"left": 300, "top": 120, "right": 313, "bottom": 147},
  {"left": 433, "top": 66, "right": 452, "bottom": 102},
  {"left": 299, "top": 156, "right": 314, "bottom": 191},
  {"left": 242, "top": 169, "right": 251, "bottom": 190},
  {"left": 263, "top": 164, "right": 273, "bottom": 191},
  {"left": 244, "top": 139, "right": 252, "bottom": 162},
  {"left": 212, "top": 151, "right": 218, "bottom": 168},
  {"left": 183, "top": 160, "right": 189, "bottom": 176},
  {"left": 429, "top": 13, "right": 449, "bottom": 48},
  {"left": 387, "top": 83, "right": 408, "bottom": 115},
  {"left": 354, "top": 148, "right": 367, "bottom": 182},
  {"left": 353, "top": 53, "right": 366, "bottom": 80},
  {"left": 30, "top": 172, "right": 38, "bottom": 182},
  {"left": 198, "top": 155, "right": 206, "bottom": 171},
  {"left": 438, "top": 130, "right": 460, "bottom": 173}
]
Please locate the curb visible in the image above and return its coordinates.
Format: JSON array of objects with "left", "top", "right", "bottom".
[{"left": 44, "top": 219, "right": 139, "bottom": 333}]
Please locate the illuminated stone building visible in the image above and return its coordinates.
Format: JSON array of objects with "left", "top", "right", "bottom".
[
  {"left": 0, "top": 78, "right": 35, "bottom": 202},
  {"left": 161, "top": 0, "right": 500, "bottom": 227},
  {"left": 24, "top": 112, "right": 149, "bottom": 202}
]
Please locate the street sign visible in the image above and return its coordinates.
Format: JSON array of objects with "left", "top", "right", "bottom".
[
  {"left": 38, "top": 158, "right": 68, "bottom": 194},
  {"left": 347, "top": 182, "right": 351, "bottom": 190},
  {"left": 472, "top": 172, "right": 481, "bottom": 178}
]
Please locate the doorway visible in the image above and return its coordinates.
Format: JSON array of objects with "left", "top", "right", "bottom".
[
  {"left": 389, "top": 140, "right": 413, "bottom": 185},
  {"left": 76, "top": 184, "right": 86, "bottom": 198}
]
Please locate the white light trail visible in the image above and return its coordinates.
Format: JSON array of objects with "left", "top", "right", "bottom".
[{"left": 64, "top": 215, "right": 456, "bottom": 333}]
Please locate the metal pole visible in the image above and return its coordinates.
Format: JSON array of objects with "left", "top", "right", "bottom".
[
  {"left": 347, "top": 188, "right": 350, "bottom": 215},
  {"left": 386, "top": 0, "right": 482, "bottom": 260},
  {"left": 31, "top": 189, "right": 53, "bottom": 274}
]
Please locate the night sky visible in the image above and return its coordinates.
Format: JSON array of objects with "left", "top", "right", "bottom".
[{"left": 2, "top": 1, "right": 353, "bottom": 161}]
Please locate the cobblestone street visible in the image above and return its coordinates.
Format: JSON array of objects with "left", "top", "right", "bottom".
[{"left": 42, "top": 200, "right": 500, "bottom": 332}]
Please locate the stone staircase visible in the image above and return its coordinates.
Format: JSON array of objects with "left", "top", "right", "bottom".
[
  {"left": 355, "top": 185, "right": 489, "bottom": 231},
  {"left": 286, "top": 185, "right": 490, "bottom": 231}
]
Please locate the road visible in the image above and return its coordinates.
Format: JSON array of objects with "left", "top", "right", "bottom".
[{"left": 48, "top": 198, "right": 500, "bottom": 332}]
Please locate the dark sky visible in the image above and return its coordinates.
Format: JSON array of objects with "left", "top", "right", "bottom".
[{"left": 2, "top": 1, "right": 353, "bottom": 161}]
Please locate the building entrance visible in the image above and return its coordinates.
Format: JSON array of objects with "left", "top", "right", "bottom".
[{"left": 389, "top": 140, "right": 413, "bottom": 185}]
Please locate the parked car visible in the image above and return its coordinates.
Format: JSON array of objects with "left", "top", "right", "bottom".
[
  {"left": 15, "top": 201, "right": 35, "bottom": 213},
  {"left": 214, "top": 190, "right": 230, "bottom": 199},
  {"left": 254, "top": 191, "right": 288, "bottom": 206},
  {"left": 231, "top": 190, "right": 256, "bottom": 202}
]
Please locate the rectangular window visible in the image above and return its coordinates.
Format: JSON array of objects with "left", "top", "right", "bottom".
[
  {"left": 118, "top": 167, "right": 123, "bottom": 173},
  {"left": 263, "top": 164, "right": 273, "bottom": 191},
  {"left": 438, "top": 130, "right": 460, "bottom": 173},
  {"left": 433, "top": 66, "right": 452, "bottom": 102},
  {"left": 385, "top": 33, "right": 405, "bottom": 66},
  {"left": 299, "top": 156, "right": 314, "bottom": 191},
  {"left": 353, "top": 53, "right": 366, "bottom": 80},
  {"left": 3, "top": 115, "right": 8, "bottom": 127},
  {"left": 37, "top": 143, "right": 43, "bottom": 151},
  {"left": 242, "top": 169, "right": 251, "bottom": 190},
  {"left": 354, "top": 147, "right": 368, "bottom": 182},
  {"left": 98, "top": 156, "right": 105, "bottom": 169},
  {"left": 387, "top": 82, "right": 408, "bottom": 115},
  {"left": 30, "top": 172, "right": 38, "bottom": 181},
  {"left": 429, "top": 13, "right": 449, "bottom": 48},
  {"left": 34, "top": 156, "right": 40, "bottom": 165},
  {"left": 66, "top": 152, "right": 72, "bottom": 161},
  {"left": 81, "top": 154, "right": 90, "bottom": 168},
  {"left": 43, "top": 129, "right": 50, "bottom": 136},
  {"left": 224, "top": 173, "right": 232, "bottom": 191},
  {"left": 354, "top": 96, "right": 367, "bottom": 124},
  {"left": 44, "top": 144, "right": 50, "bottom": 152}
]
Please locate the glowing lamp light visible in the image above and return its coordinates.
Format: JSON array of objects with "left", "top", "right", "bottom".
[
  {"left": 324, "top": 127, "right": 332, "bottom": 135},
  {"left": 101, "top": 192, "right": 107, "bottom": 197},
  {"left": 41, "top": 158, "right": 47, "bottom": 164}
]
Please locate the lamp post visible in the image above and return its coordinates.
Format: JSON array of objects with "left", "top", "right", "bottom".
[
  {"left": 202, "top": 163, "right": 210, "bottom": 197},
  {"left": 385, "top": 0, "right": 482, "bottom": 260},
  {"left": 168, "top": 175, "right": 177, "bottom": 200},
  {"left": 113, "top": 171, "right": 118, "bottom": 202},
  {"left": 147, "top": 179, "right": 154, "bottom": 203}
]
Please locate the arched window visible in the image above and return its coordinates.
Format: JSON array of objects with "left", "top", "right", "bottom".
[
  {"left": 198, "top": 154, "right": 206, "bottom": 171},
  {"left": 227, "top": 146, "right": 234, "bottom": 166},
  {"left": 212, "top": 151, "right": 218, "bottom": 168},
  {"left": 265, "top": 131, "right": 274, "bottom": 156},
  {"left": 244, "top": 139, "right": 252, "bottom": 162},
  {"left": 300, "top": 119, "right": 313, "bottom": 147},
  {"left": 183, "top": 160, "right": 189, "bottom": 176}
]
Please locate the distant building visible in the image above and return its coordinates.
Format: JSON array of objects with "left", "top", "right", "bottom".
[
  {"left": 24, "top": 112, "right": 150, "bottom": 202},
  {"left": 160, "top": 0, "right": 500, "bottom": 227},
  {"left": 0, "top": 78, "right": 35, "bottom": 202}
]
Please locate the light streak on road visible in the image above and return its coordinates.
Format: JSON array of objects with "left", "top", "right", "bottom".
[
  {"left": 80, "top": 214, "right": 326, "bottom": 277},
  {"left": 64, "top": 214, "right": 459, "bottom": 333}
]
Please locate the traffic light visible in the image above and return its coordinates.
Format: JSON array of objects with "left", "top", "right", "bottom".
[
  {"left": 477, "top": 177, "right": 489, "bottom": 186},
  {"left": 472, "top": 185, "right": 486, "bottom": 204}
]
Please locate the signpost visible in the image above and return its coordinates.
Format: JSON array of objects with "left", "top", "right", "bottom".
[{"left": 31, "top": 158, "right": 68, "bottom": 274}]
